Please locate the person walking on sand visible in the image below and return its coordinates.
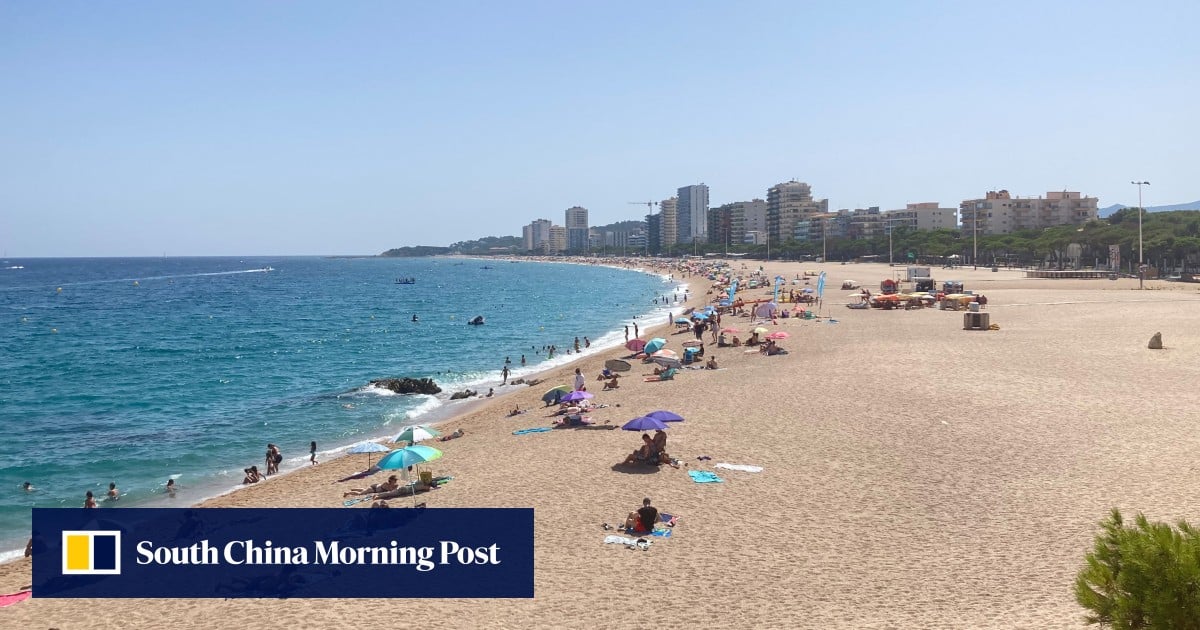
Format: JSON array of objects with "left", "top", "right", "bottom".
[
  {"left": 624, "top": 325, "right": 629, "bottom": 341},
  {"left": 574, "top": 368, "right": 586, "bottom": 392},
  {"left": 502, "top": 364, "right": 510, "bottom": 385},
  {"left": 634, "top": 323, "right": 639, "bottom": 338}
]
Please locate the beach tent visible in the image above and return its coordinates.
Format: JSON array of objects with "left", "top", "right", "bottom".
[{"left": 754, "top": 302, "right": 778, "bottom": 318}]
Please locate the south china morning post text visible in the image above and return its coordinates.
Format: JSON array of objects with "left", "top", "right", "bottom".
[{"left": 32, "top": 508, "right": 534, "bottom": 598}]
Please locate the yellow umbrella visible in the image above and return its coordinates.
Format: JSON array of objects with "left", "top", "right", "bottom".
[{"left": 753, "top": 327, "right": 768, "bottom": 334}]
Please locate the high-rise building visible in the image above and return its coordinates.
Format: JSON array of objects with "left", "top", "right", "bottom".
[
  {"left": 659, "top": 198, "right": 678, "bottom": 250},
  {"left": 645, "top": 213, "right": 661, "bottom": 255},
  {"left": 526, "top": 219, "right": 552, "bottom": 251},
  {"left": 565, "top": 206, "right": 589, "bottom": 251},
  {"left": 677, "top": 184, "right": 710, "bottom": 244},
  {"left": 710, "top": 199, "right": 766, "bottom": 245},
  {"left": 522, "top": 224, "right": 534, "bottom": 251},
  {"left": 960, "top": 190, "right": 1098, "bottom": 236},
  {"left": 547, "top": 225, "right": 568, "bottom": 253},
  {"left": 768, "top": 181, "right": 828, "bottom": 243}
]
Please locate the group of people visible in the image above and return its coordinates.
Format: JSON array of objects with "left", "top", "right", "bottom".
[{"left": 621, "top": 429, "right": 679, "bottom": 468}]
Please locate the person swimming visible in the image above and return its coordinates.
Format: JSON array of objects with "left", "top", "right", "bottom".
[
  {"left": 22, "top": 481, "right": 34, "bottom": 492},
  {"left": 412, "top": 314, "right": 419, "bottom": 322}
]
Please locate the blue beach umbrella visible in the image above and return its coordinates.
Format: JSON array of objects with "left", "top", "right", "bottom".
[
  {"left": 376, "top": 444, "right": 443, "bottom": 471},
  {"left": 674, "top": 318, "right": 691, "bottom": 324},
  {"left": 643, "top": 338, "right": 667, "bottom": 355},
  {"left": 347, "top": 441, "right": 391, "bottom": 468},
  {"left": 622, "top": 416, "right": 670, "bottom": 432},
  {"left": 645, "top": 410, "right": 685, "bottom": 423}
]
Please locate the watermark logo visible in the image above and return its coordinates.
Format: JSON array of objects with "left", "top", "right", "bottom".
[{"left": 62, "top": 531, "right": 122, "bottom": 575}]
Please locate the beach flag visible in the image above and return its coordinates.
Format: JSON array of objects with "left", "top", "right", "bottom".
[
  {"left": 816, "top": 272, "right": 826, "bottom": 299},
  {"left": 728, "top": 279, "right": 738, "bottom": 302}
]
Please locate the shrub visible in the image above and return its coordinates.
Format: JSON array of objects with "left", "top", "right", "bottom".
[{"left": 1075, "top": 508, "right": 1200, "bottom": 628}]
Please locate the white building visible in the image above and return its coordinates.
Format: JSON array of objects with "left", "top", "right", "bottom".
[
  {"left": 546, "top": 225, "right": 567, "bottom": 254},
  {"left": 676, "top": 184, "right": 710, "bottom": 244},
  {"left": 768, "top": 181, "right": 828, "bottom": 243},
  {"left": 659, "top": 197, "right": 678, "bottom": 249},
  {"left": 960, "top": 190, "right": 1099, "bottom": 236},
  {"left": 883, "top": 203, "right": 958, "bottom": 233},
  {"left": 526, "top": 219, "right": 552, "bottom": 251}
]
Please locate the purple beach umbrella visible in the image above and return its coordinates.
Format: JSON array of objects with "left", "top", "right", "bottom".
[
  {"left": 646, "top": 410, "right": 684, "bottom": 422},
  {"left": 621, "top": 416, "right": 670, "bottom": 432},
  {"left": 559, "top": 390, "right": 594, "bottom": 403}
]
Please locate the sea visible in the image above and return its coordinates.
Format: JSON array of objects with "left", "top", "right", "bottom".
[{"left": 0, "top": 256, "right": 682, "bottom": 561}]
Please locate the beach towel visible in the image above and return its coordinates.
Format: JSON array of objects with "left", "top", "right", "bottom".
[
  {"left": 659, "top": 513, "right": 678, "bottom": 526},
  {"left": 512, "top": 427, "right": 553, "bottom": 435},
  {"left": 688, "top": 470, "right": 723, "bottom": 483},
  {"left": 714, "top": 463, "right": 763, "bottom": 473},
  {"left": 650, "top": 527, "right": 672, "bottom": 538},
  {"left": 0, "top": 590, "right": 31, "bottom": 608}
]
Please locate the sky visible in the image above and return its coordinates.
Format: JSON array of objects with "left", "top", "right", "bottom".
[{"left": 1, "top": 1, "right": 1197, "bottom": 257}]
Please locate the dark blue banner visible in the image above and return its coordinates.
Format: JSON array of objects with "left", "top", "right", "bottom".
[{"left": 32, "top": 508, "right": 534, "bottom": 598}]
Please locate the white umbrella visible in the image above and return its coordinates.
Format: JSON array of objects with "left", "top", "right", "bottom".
[{"left": 392, "top": 425, "right": 441, "bottom": 445}]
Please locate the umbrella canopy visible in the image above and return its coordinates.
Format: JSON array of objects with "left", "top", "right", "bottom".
[
  {"left": 692, "top": 312, "right": 708, "bottom": 320},
  {"left": 560, "top": 390, "right": 593, "bottom": 403},
  {"left": 646, "top": 410, "right": 684, "bottom": 422},
  {"left": 650, "top": 356, "right": 682, "bottom": 369},
  {"left": 720, "top": 327, "right": 740, "bottom": 333},
  {"left": 622, "top": 416, "right": 670, "bottom": 431},
  {"left": 392, "top": 425, "right": 441, "bottom": 444},
  {"left": 643, "top": 338, "right": 667, "bottom": 354},
  {"left": 347, "top": 441, "right": 391, "bottom": 468},
  {"left": 674, "top": 317, "right": 691, "bottom": 324},
  {"left": 802, "top": 287, "right": 814, "bottom": 293},
  {"left": 376, "top": 445, "right": 443, "bottom": 470},
  {"left": 541, "top": 385, "right": 572, "bottom": 404},
  {"left": 625, "top": 338, "right": 647, "bottom": 352},
  {"left": 681, "top": 339, "right": 703, "bottom": 348},
  {"left": 604, "top": 359, "right": 631, "bottom": 372},
  {"left": 766, "top": 331, "right": 789, "bottom": 340},
  {"left": 753, "top": 327, "right": 769, "bottom": 334},
  {"left": 650, "top": 349, "right": 678, "bottom": 359}
]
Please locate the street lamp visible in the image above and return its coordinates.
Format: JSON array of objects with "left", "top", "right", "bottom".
[
  {"left": 1132, "top": 181, "right": 1150, "bottom": 289},
  {"left": 972, "top": 203, "right": 979, "bottom": 270}
]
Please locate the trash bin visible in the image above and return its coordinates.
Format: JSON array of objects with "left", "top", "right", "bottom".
[
  {"left": 969, "top": 302, "right": 980, "bottom": 312},
  {"left": 991, "top": 266, "right": 998, "bottom": 272}
]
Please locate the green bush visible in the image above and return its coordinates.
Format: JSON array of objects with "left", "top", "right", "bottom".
[{"left": 1076, "top": 508, "right": 1200, "bottom": 628}]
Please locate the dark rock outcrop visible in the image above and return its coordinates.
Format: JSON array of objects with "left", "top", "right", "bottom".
[
  {"left": 370, "top": 378, "right": 442, "bottom": 395},
  {"left": 449, "top": 389, "right": 477, "bottom": 400}
]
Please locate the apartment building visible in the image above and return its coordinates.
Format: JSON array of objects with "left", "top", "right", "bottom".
[
  {"left": 768, "top": 181, "right": 829, "bottom": 243},
  {"left": 960, "top": 190, "right": 1099, "bottom": 235}
]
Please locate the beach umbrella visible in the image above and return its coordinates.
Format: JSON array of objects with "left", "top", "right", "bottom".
[
  {"left": 802, "top": 287, "right": 814, "bottom": 293},
  {"left": 392, "top": 425, "right": 441, "bottom": 444},
  {"left": 625, "top": 339, "right": 647, "bottom": 352},
  {"left": 541, "top": 385, "right": 572, "bottom": 404},
  {"left": 622, "top": 416, "right": 670, "bottom": 432},
  {"left": 766, "top": 331, "right": 789, "bottom": 340},
  {"left": 604, "top": 359, "right": 631, "bottom": 372},
  {"left": 753, "top": 327, "right": 769, "bottom": 335},
  {"left": 560, "top": 390, "right": 593, "bottom": 403},
  {"left": 674, "top": 317, "right": 691, "bottom": 324},
  {"left": 375, "top": 445, "right": 444, "bottom": 507},
  {"left": 346, "top": 441, "right": 390, "bottom": 468},
  {"left": 649, "top": 356, "right": 682, "bottom": 369},
  {"left": 646, "top": 410, "right": 684, "bottom": 422},
  {"left": 643, "top": 338, "right": 667, "bottom": 354},
  {"left": 681, "top": 339, "right": 703, "bottom": 348},
  {"left": 693, "top": 312, "right": 708, "bottom": 320},
  {"left": 651, "top": 349, "right": 678, "bottom": 359}
]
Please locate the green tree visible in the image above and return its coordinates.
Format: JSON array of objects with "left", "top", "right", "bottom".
[{"left": 1075, "top": 508, "right": 1200, "bottom": 629}]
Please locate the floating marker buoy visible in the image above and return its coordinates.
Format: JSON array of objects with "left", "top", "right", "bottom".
[
  {"left": 133, "top": 281, "right": 139, "bottom": 286},
  {"left": 51, "top": 328, "right": 58, "bottom": 333},
  {"left": 56, "top": 287, "right": 62, "bottom": 293}
]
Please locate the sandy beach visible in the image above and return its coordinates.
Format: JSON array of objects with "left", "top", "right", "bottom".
[{"left": 5, "top": 260, "right": 1200, "bottom": 629}]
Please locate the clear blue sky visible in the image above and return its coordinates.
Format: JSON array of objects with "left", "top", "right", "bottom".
[{"left": 2, "top": 1, "right": 1197, "bottom": 256}]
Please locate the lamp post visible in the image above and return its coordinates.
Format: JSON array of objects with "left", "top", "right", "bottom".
[
  {"left": 972, "top": 203, "right": 979, "bottom": 270},
  {"left": 1132, "top": 181, "right": 1150, "bottom": 289}
]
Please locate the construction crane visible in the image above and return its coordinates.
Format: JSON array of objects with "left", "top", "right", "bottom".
[{"left": 628, "top": 201, "right": 660, "bottom": 209}]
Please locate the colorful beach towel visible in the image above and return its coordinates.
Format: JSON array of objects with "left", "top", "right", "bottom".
[
  {"left": 688, "top": 470, "right": 723, "bottom": 483},
  {"left": 0, "top": 590, "right": 31, "bottom": 608},
  {"left": 714, "top": 463, "right": 763, "bottom": 473},
  {"left": 513, "top": 427, "right": 553, "bottom": 435}
]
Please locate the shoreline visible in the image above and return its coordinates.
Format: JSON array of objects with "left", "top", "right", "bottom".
[{"left": 0, "top": 257, "right": 687, "bottom": 564}]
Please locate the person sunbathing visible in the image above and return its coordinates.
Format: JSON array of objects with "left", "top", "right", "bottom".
[
  {"left": 438, "top": 429, "right": 465, "bottom": 441},
  {"left": 368, "top": 480, "right": 432, "bottom": 500},
  {"left": 706, "top": 356, "right": 719, "bottom": 369},
  {"left": 343, "top": 475, "right": 399, "bottom": 497},
  {"left": 508, "top": 405, "right": 527, "bottom": 417},
  {"left": 731, "top": 335, "right": 742, "bottom": 347}
]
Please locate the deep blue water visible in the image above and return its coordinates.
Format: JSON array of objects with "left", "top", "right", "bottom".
[{"left": 0, "top": 256, "right": 677, "bottom": 559}]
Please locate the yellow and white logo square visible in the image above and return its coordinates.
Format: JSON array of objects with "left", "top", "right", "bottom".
[{"left": 62, "top": 530, "right": 122, "bottom": 575}]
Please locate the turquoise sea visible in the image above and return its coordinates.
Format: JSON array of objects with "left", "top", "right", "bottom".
[{"left": 0, "top": 256, "right": 679, "bottom": 560}]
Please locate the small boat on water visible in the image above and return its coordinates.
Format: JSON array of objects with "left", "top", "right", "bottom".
[
  {"left": 395, "top": 277, "right": 416, "bottom": 284},
  {"left": 467, "top": 315, "right": 485, "bottom": 326},
  {"left": 480, "top": 265, "right": 494, "bottom": 270}
]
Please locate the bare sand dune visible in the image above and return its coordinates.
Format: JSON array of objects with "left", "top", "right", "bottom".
[{"left": 4, "top": 262, "right": 1199, "bottom": 629}]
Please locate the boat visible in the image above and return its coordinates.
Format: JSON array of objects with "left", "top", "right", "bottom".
[
  {"left": 467, "top": 315, "right": 485, "bottom": 326},
  {"left": 395, "top": 277, "right": 416, "bottom": 285},
  {"left": 480, "top": 266, "right": 494, "bottom": 270}
]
